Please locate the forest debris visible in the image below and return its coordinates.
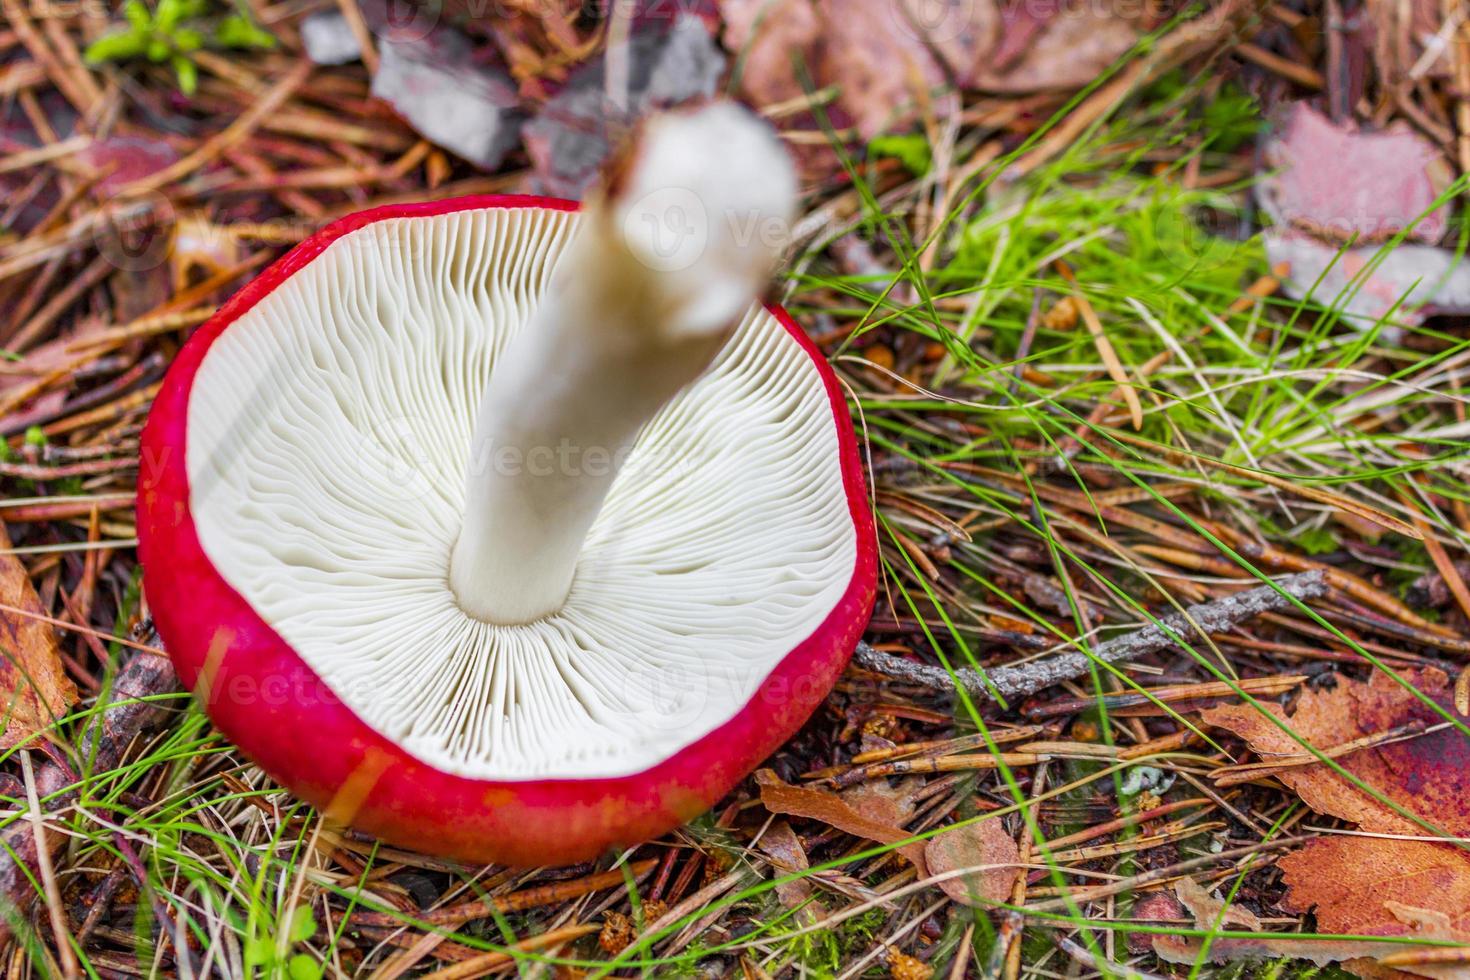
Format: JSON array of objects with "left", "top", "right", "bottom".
[
  {"left": 1149, "top": 878, "right": 1470, "bottom": 977},
  {"left": 886, "top": 946, "right": 932, "bottom": 980},
  {"left": 853, "top": 572, "right": 1329, "bottom": 702},
  {"left": 1263, "top": 231, "right": 1470, "bottom": 329},
  {"left": 1259, "top": 103, "right": 1456, "bottom": 244},
  {"left": 0, "top": 640, "right": 177, "bottom": 944},
  {"left": 1257, "top": 102, "right": 1469, "bottom": 328},
  {"left": 75, "top": 137, "right": 180, "bottom": 197},
  {"left": 755, "top": 820, "right": 816, "bottom": 912},
  {"left": 922, "top": 818, "right": 1020, "bottom": 908},
  {"left": 723, "top": 0, "right": 1137, "bottom": 147},
  {"left": 301, "top": 12, "right": 363, "bottom": 66},
  {"left": 1203, "top": 669, "right": 1469, "bottom": 835},
  {"left": 756, "top": 769, "right": 928, "bottom": 874},
  {"left": 371, "top": 28, "right": 524, "bottom": 170},
  {"left": 1204, "top": 669, "right": 1470, "bottom": 965},
  {"left": 0, "top": 524, "right": 77, "bottom": 751},
  {"left": 964, "top": 2, "right": 1140, "bottom": 92},
  {"left": 523, "top": 13, "right": 724, "bottom": 196}
]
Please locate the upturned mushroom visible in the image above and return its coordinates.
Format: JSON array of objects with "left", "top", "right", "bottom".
[{"left": 138, "top": 101, "right": 876, "bottom": 865}]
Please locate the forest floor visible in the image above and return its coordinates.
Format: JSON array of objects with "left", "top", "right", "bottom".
[{"left": 0, "top": 0, "right": 1469, "bottom": 977}]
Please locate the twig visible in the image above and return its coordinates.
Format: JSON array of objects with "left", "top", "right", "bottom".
[{"left": 852, "top": 571, "right": 1329, "bottom": 702}]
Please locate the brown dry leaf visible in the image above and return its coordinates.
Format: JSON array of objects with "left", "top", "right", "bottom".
[
  {"left": 1150, "top": 879, "right": 1470, "bottom": 978},
  {"left": 1202, "top": 670, "right": 1470, "bottom": 976},
  {"left": 723, "top": 0, "right": 1137, "bottom": 152},
  {"left": 1201, "top": 669, "right": 1470, "bottom": 836},
  {"left": 1279, "top": 837, "right": 1470, "bottom": 938},
  {"left": 922, "top": 818, "right": 1020, "bottom": 908},
  {"left": 755, "top": 770, "right": 927, "bottom": 874},
  {"left": 0, "top": 525, "right": 78, "bottom": 750},
  {"left": 841, "top": 775, "right": 922, "bottom": 827},
  {"left": 754, "top": 820, "right": 815, "bottom": 912},
  {"left": 965, "top": 3, "right": 1139, "bottom": 93}
]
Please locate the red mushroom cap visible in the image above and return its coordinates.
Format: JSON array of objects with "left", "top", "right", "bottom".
[{"left": 137, "top": 195, "right": 876, "bottom": 865}]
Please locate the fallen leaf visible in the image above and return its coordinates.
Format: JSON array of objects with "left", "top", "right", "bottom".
[
  {"left": 723, "top": 0, "right": 1137, "bottom": 158},
  {"left": 370, "top": 25, "right": 524, "bottom": 170},
  {"left": 1263, "top": 230, "right": 1470, "bottom": 330},
  {"left": 755, "top": 820, "right": 816, "bottom": 912},
  {"left": 76, "top": 136, "right": 180, "bottom": 198},
  {"left": 841, "top": 775, "right": 922, "bottom": 826},
  {"left": 965, "top": 3, "right": 1139, "bottom": 93},
  {"left": 300, "top": 12, "right": 361, "bottom": 66},
  {"left": 1150, "top": 878, "right": 1470, "bottom": 978},
  {"left": 756, "top": 770, "right": 928, "bottom": 874},
  {"left": 922, "top": 818, "right": 1020, "bottom": 907},
  {"left": 0, "top": 525, "right": 78, "bottom": 751},
  {"left": 814, "top": 0, "right": 954, "bottom": 140},
  {"left": 1203, "top": 670, "right": 1470, "bottom": 976},
  {"left": 1259, "top": 103, "right": 1456, "bottom": 245},
  {"left": 1202, "top": 669, "right": 1470, "bottom": 836}
]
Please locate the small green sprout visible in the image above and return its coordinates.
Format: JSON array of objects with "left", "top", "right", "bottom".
[
  {"left": 867, "top": 133, "right": 933, "bottom": 177},
  {"left": 243, "top": 904, "right": 320, "bottom": 979},
  {"left": 84, "top": 0, "right": 275, "bottom": 96}
]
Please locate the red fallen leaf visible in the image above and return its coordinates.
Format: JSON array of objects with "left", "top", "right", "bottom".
[
  {"left": 1202, "top": 669, "right": 1470, "bottom": 836},
  {"left": 1279, "top": 837, "right": 1470, "bottom": 938},
  {"left": 1259, "top": 103, "right": 1456, "bottom": 245},
  {"left": 1202, "top": 670, "right": 1470, "bottom": 975},
  {"left": 756, "top": 770, "right": 928, "bottom": 874},
  {"left": 922, "top": 817, "right": 1020, "bottom": 908},
  {"left": 0, "top": 525, "right": 78, "bottom": 751},
  {"left": 75, "top": 136, "right": 179, "bottom": 198}
]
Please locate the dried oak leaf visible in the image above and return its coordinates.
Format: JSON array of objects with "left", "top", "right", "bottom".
[
  {"left": 922, "top": 817, "right": 1020, "bottom": 908},
  {"left": 1202, "top": 670, "right": 1470, "bottom": 976},
  {"left": 756, "top": 770, "right": 927, "bottom": 874},
  {"left": 0, "top": 524, "right": 78, "bottom": 751}
]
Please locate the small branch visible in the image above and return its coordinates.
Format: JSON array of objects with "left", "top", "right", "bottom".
[{"left": 852, "top": 571, "right": 1330, "bottom": 703}]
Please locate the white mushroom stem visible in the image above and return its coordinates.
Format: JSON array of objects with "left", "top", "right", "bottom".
[{"left": 450, "top": 102, "right": 798, "bottom": 624}]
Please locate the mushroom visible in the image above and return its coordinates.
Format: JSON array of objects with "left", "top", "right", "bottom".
[{"left": 137, "top": 102, "right": 876, "bottom": 865}]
